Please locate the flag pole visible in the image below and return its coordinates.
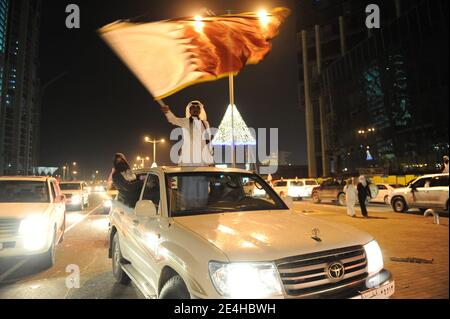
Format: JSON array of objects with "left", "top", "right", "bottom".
[
  {"left": 229, "top": 74, "right": 236, "bottom": 168},
  {"left": 156, "top": 99, "right": 165, "bottom": 107}
]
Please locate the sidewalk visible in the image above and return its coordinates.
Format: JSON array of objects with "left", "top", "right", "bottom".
[{"left": 293, "top": 201, "right": 449, "bottom": 299}]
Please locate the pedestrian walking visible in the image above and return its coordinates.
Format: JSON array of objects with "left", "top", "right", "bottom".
[
  {"left": 344, "top": 178, "right": 357, "bottom": 217},
  {"left": 357, "top": 175, "right": 371, "bottom": 218}
]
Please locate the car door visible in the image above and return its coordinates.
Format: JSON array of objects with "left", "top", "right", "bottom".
[
  {"left": 429, "top": 175, "right": 449, "bottom": 209},
  {"left": 410, "top": 177, "right": 432, "bottom": 208},
  {"left": 375, "top": 184, "right": 388, "bottom": 202},
  {"left": 131, "top": 173, "right": 163, "bottom": 291}
]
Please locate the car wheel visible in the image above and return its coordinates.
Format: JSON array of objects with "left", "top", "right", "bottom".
[
  {"left": 41, "top": 229, "right": 56, "bottom": 269},
  {"left": 338, "top": 193, "right": 346, "bottom": 206},
  {"left": 112, "top": 233, "right": 130, "bottom": 285},
  {"left": 393, "top": 197, "right": 408, "bottom": 213},
  {"left": 312, "top": 193, "right": 321, "bottom": 204},
  {"left": 384, "top": 196, "right": 390, "bottom": 205},
  {"left": 159, "top": 275, "right": 190, "bottom": 299}
]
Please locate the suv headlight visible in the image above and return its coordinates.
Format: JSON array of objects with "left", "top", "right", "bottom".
[
  {"left": 19, "top": 215, "right": 50, "bottom": 251},
  {"left": 209, "top": 261, "right": 283, "bottom": 298},
  {"left": 364, "top": 240, "right": 384, "bottom": 275},
  {"left": 71, "top": 195, "right": 81, "bottom": 204}
]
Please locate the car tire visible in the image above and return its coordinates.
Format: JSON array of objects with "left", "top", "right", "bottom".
[
  {"left": 312, "top": 193, "right": 321, "bottom": 204},
  {"left": 392, "top": 197, "right": 408, "bottom": 213},
  {"left": 338, "top": 193, "right": 346, "bottom": 206},
  {"left": 159, "top": 275, "right": 190, "bottom": 299},
  {"left": 112, "top": 233, "right": 130, "bottom": 285},
  {"left": 41, "top": 228, "right": 56, "bottom": 270}
]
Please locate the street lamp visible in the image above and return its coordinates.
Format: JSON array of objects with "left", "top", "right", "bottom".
[
  {"left": 136, "top": 156, "right": 150, "bottom": 168},
  {"left": 62, "top": 166, "right": 67, "bottom": 181},
  {"left": 144, "top": 137, "right": 165, "bottom": 168}
]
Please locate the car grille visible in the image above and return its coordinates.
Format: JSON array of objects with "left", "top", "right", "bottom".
[
  {"left": 0, "top": 218, "right": 20, "bottom": 238},
  {"left": 276, "top": 246, "right": 368, "bottom": 298}
]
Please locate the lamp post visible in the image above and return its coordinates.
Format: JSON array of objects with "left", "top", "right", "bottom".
[
  {"left": 144, "top": 137, "right": 165, "bottom": 168},
  {"left": 136, "top": 156, "right": 150, "bottom": 169}
]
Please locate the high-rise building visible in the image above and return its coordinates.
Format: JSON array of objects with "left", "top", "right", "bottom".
[
  {"left": 297, "top": 0, "right": 447, "bottom": 176},
  {"left": 0, "top": 0, "right": 41, "bottom": 175}
]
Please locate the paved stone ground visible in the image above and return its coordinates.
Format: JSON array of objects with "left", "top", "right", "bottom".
[{"left": 293, "top": 201, "right": 449, "bottom": 299}]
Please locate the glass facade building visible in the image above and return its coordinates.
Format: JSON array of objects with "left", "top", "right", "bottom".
[
  {"left": 320, "top": 0, "right": 449, "bottom": 175},
  {"left": 0, "top": 0, "right": 41, "bottom": 175},
  {"left": 297, "top": 0, "right": 448, "bottom": 176}
]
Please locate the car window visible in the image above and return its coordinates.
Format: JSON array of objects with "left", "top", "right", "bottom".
[
  {"left": 305, "top": 180, "right": 318, "bottom": 186},
  {"left": 412, "top": 178, "right": 432, "bottom": 188},
  {"left": 142, "top": 174, "right": 161, "bottom": 210},
  {"left": 274, "top": 181, "right": 287, "bottom": 187},
  {"left": 377, "top": 185, "right": 387, "bottom": 190},
  {"left": 60, "top": 183, "right": 81, "bottom": 191},
  {"left": 430, "top": 176, "right": 449, "bottom": 187},
  {"left": 166, "top": 173, "right": 287, "bottom": 217}
]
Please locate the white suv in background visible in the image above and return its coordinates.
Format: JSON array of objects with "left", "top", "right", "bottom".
[
  {"left": 0, "top": 177, "right": 66, "bottom": 268},
  {"left": 59, "top": 181, "right": 89, "bottom": 210},
  {"left": 390, "top": 174, "right": 449, "bottom": 213},
  {"left": 272, "top": 179, "right": 319, "bottom": 200}
]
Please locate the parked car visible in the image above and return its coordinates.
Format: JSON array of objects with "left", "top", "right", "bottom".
[
  {"left": 312, "top": 179, "right": 347, "bottom": 206},
  {"left": 389, "top": 174, "right": 449, "bottom": 213},
  {"left": 371, "top": 184, "right": 403, "bottom": 204},
  {"left": 109, "top": 167, "right": 394, "bottom": 299},
  {"left": 272, "top": 178, "right": 319, "bottom": 200},
  {"left": 0, "top": 176, "right": 66, "bottom": 268},
  {"left": 59, "top": 181, "right": 89, "bottom": 210}
]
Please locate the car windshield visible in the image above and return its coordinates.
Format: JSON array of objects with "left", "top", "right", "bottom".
[
  {"left": 166, "top": 172, "right": 287, "bottom": 217},
  {"left": 0, "top": 181, "right": 50, "bottom": 203},
  {"left": 60, "top": 183, "right": 81, "bottom": 190}
]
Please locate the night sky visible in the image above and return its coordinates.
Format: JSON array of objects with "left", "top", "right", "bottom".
[{"left": 39, "top": 0, "right": 305, "bottom": 180}]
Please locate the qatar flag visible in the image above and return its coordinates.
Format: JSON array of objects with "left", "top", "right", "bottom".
[{"left": 99, "top": 8, "right": 290, "bottom": 100}]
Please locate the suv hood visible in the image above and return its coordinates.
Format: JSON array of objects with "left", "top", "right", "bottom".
[
  {"left": 0, "top": 203, "right": 51, "bottom": 219},
  {"left": 174, "top": 210, "right": 373, "bottom": 262}
]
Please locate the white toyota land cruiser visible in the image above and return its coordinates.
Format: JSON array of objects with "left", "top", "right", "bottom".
[{"left": 108, "top": 167, "right": 394, "bottom": 299}]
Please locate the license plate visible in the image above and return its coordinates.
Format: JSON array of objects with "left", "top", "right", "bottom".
[{"left": 361, "top": 281, "right": 395, "bottom": 299}]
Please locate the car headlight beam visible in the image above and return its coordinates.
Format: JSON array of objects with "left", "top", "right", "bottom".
[
  {"left": 19, "top": 215, "right": 50, "bottom": 251},
  {"left": 209, "top": 261, "right": 283, "bottom": 298}
]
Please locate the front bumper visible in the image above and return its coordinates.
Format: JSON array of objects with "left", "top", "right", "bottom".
[{"left": 0, "top": 234, "right": 51, "bottom": 258}]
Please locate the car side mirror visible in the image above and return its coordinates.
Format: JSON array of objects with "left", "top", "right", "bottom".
[
  {"left": 283, "top": 196, "right": 294, "bottom": 209},
  {"left": 135, "top": 200, "right": 158, "bottom": 217}
]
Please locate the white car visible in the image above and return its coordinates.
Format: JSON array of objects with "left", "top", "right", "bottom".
[
  {"left": 109, "top": 167, "right": 394, "bottom": 299},
  {"left": 59, "top": 181, "right": 89, "bottom": 210},
  {"left": 371, "top": 183, "right": 403, "bottom": 205},
  {"left": 389, "top": 174, "right": 449, "bottom": 213},
  {"left": 0, "top": 176, "right": 66, "bottom": 268},
  {"left": 272, "top": 179, "right": 319, "bottom": 200}
]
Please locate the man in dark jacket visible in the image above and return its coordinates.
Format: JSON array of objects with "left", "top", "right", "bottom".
[
  {"left": 357, "top": 175, "right": 371, "bottom": 218},
  {"left": 111, "top": 153, "right": 143, "bottom": 207}
]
